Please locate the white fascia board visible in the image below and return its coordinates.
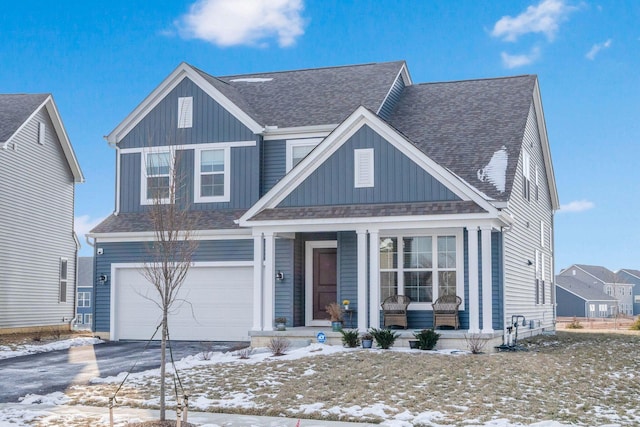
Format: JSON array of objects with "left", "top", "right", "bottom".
[
  {"left": 533, "top": 79, "right": 560, "bottom": 211},
  {"left": 239, "top": 106, "right": 497, "bottom": 225},
  {"left": 90, "top": 228, "right": 252, "bottom": 243},
  {"left": 106, "top": 63, "right": 263, "bottom": 145},
  {"left": 2, "top": 97, "right": 49, "bottom": 150},
  {"left": 118, "top": 140, "right": 256, "bottom": 154},
  {"left": 246, "top": 213, "right": 504, "bottom": 233},
  {"left": 44, "top": 97, "right": 85, "bottom": 183},
  {"left": 262, "top": 124, "right": 337, "bottom": 141}
]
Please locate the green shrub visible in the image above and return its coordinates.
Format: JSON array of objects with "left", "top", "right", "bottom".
[
  {"left": 566, "top": 317, "right": 583, "bottom": 329},
  {"left": 630, "top": 317, "right": 640, "bottom": 331},
  {"left": 413, "top": 329, "right": 440, "bottom": 350},
  {"left": 340, "top": 329, "right": 360, "bottom": 347},
  {"left": 369, "top": 328, "right": 400, "bottom": 349}
]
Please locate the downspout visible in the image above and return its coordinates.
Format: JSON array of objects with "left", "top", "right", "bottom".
[{"left": 71, "top": 231, "right": 81, "bottom": 330}]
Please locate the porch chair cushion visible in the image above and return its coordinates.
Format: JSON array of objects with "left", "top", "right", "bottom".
[
  {"left": 432, "top": 294, "right": 462, "bottom": 329},
  {"left": 381, "top": 295, "right": 411, "bottom": 329}
]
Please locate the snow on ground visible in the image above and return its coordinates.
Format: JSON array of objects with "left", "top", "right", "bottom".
[
  {"left": 0, "top": 343, "right": 589, "bottom": 427},
  {"left": 0, "top": 337, "right": 103, "bottom": 360}
]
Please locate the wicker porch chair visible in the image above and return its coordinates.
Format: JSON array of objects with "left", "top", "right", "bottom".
[
  {"left": 432, "top": 294, "right": 462, "bottom": 329},
  {"left": 381, "top": 295, "right": 411, "bottom": 329}
]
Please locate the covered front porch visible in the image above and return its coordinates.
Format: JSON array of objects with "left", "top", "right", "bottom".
[{"left": 248, "top": 217, "right": 508, "bottom": 349}]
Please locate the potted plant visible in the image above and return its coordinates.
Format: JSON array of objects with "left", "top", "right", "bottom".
[
  {"left": 340, "top": 329, "right": 360, "bottom": 347},
  {"left": 413, "top": 329, "right": 440, "bottom": 350},
  {"left": 369, "top": 328, "right": 400, "bottom": 349},
  {"left": 342, "top": 299, "right": 350, "bottom": 310},
  {"left": 325, "top": 302, "right": 343, "bottom": 331},
  {"left": 274, "top": 317, "right": 287, "bottom": 331},
  {"left": 361, "top": 332, "right": 374, "bottom": 349}
]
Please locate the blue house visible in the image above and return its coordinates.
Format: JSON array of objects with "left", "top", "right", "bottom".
[
  {"left": 75, "top": 256, "right": 94, "bottom": 330},
  {"left": 555, "top": 275, "right": 617, "bottom": 318},
  {"left": 89, "top": 61, "right": 559, "bottom": 347},
  {"left": 616, "top": 269, "right": 640, "bottom": 315}
]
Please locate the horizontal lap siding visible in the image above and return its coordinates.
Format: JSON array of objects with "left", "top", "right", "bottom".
[
  {"left": 93, "top": 239, "right": 253, "bottom": 333},
  {"left": 556, "top": 288, "right": 586, "bottom": 317},
  {"left": 503, "top": 104, "right": 555, "bottom": 328},
  {"left": 0, "top": 109, "right": 77, "bottom": 328},
  {"left": 279, "top": 125, "right": 459, "bottom": 207}
]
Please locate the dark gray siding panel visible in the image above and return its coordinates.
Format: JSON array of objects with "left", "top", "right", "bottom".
[
  {"left": 460, "top": 230, "right": 470, "bottom": 330},
  {"left": 93, "top": 239, "right": 253, "bottom": 333},
  {"left": 262, "top": 139, "right": 286, "bottom": 196},
  {"left": 119, "top": 78, "right": 254, "bottom": 149},
  {"left": 338, "top": 232, "right": 357, "bottom": 328},
  {"left": 556, "top": 288, "right": 586, "bottom": 317},
  {"left": 274, "top": 239, "right": 294, "bottom": 326},
  {"left": 378, "top": 74, "right": 405, "bottom": 120},
  {"left": 279, "top": 125, "right": 459, "bottom": 207},
  {"left": 492, "top": 232, "right": 504, "bottom": 330},
  {"left": 293, "top": 238, "right": 305, "bottom": 326},
  {"left": 119, "top": 153, "right": 141, "bottom": 212}
]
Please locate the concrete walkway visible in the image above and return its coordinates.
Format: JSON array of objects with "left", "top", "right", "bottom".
[{"left": 0, "top": 403, "right": 379, "bottom": 426}]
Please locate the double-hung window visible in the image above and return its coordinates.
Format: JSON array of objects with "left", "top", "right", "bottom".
[
  {"left": 522, "top": 151, "right": 531, "bottom": 201},
  {"left": 59, "top": 258, "right": 68, "bottom": 303},
  {"left": 77, "top": 292, "right": 91, "bottom": 308},
  {"left": 195, "top": 147, "right": 229, "bottom": 202},
  {"left": 379, "top": 232, "right": 462, "bottom": 307},
  {"left": 142, "top": 151, "right": 172, "bottom": 204},
  {"left": 286, "top": 138, "right": 322, "bottom": 172}
]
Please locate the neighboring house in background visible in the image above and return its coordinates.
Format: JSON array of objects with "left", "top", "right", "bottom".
[
  {"left": 555, "top": 275, "right": 617, "bottom": 318},
  {"left": 0, "top": 94, "right": 84, "bottom": 334},
  {"left": 558, "top": 265, "right": 635, "bottom": 316},
  {"left": 75, "top": 257, "right": 94, "bottom": 330},
  {"left": 616, "top": 269, "right": 640, "bottom": 315},
  {"left": 88, "top": 61, "right": 559, "bottom": 347}
]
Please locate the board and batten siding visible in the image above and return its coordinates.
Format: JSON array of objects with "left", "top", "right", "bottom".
[
  {"left": 261, "top": 139, "right": 286, "bottom": 196},
  {"left": 503, "top": 103, "right": 555, "bottom": 329},
  {"left": 337, "top": 231, "right": 358, "bottom": 328},
  {"left": 93, "top": 239, "right": 253, "bottom": 333},
  {"left": 0, "top": 108, "right": 77, "bottom": 329},
  {"left": 279, "top": 125, "right": 459, "bottom": 207},
  {"left": 117, "top": 77, "right": 255, "bottom": 149},
  {"left": 274, "top": 238, "right": 294, "bottom": 326}
]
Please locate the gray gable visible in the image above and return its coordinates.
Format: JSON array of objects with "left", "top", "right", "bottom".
[
  {"left": 555, "top": 276, "right": 617, "bottom": 301},
  {"left": 213, "top": 61, "right": 406, "bottom": 128},
  {"left": 575, "top": 264, "right": 630, "bottom": 284},
  {"left": 0, "top": 94, "right": 49, "bottom": 143},
  {"left": 77, "top": 257, "right": 94, "bottom": 288},
  {"left": 388, "top": 76, "right": 537, "bottom": 202}
]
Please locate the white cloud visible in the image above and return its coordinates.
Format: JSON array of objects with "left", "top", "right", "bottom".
[
  {"left": 74, "top": 214, "right": 106, "bottom": 240},
  {"left": 559, "top": 200, "right": 595, "bottom": 213},
  {"left": 586, "top": 38, "right": 612, "bottom": 60},
  {"left": 500, "top": 47, "right": 541, "bottom": 68},
  {"left": 175, "top": 0, "right": 305, "bottom": 48},
  {"left": 491, "top": 0, "right": 577, "bottom": 42}
]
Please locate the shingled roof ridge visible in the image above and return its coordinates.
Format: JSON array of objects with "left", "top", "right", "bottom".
[
  {"left": 410, "top": 74, "right": 536, "bottom": 87},
  {"left": 218, "top": 60, "right": 406, "bottom": 79}
]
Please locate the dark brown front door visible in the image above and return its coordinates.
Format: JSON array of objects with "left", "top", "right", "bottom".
[{"left": 313, "top": 247, "right": 337, "bottom": 320}]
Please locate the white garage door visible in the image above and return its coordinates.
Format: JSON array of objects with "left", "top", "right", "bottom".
[{"left": 113, "top": 265, "right": 253, "bottom": 341}]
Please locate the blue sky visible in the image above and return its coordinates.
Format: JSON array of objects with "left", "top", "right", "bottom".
[{"left": 1, "top": 0, "right": 638, "bottom": 271}]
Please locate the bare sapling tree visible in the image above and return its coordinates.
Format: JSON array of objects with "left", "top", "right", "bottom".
[{"left": 140, "top": 149, "right": 198, "bottom": 421}]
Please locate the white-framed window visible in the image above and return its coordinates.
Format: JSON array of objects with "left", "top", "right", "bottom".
[
  {"left": 194, "top": 147, "right": 230, "bottom": 203},
  {"left": 540, "top": 221, "right": 545, "bottom": 248},
  {"left": 354, "top": 148, "right": 374, "bottom": 188},
  {"left": 38, "top": 122, "right": 46, "bottom": 145},
  {"left": 178, "top": 97, "right": 193, "bottom": 128},
  {"left": 522, "top": 151, "right": 531, "bottom": 201},
  {"left": 589, "top": 304, "right": 595, "bottom": 315},
  {"left": 599, "top": 304, "right": 607, "bottom": 316},
  {"left": 379, "top": 231, "right": 463, "bottom": 307},
  {"left": 285, "top": 138, "right": 322, "bottom": 172},
  {"left": 141, "top": 150, "right": 172, "bottom": 205},
  {"left": 84, "top": 314, "right": 93, "bottom": 326},
  {"left": 59, "top": 258, "right": 68, "bottom": 303},
  {"left": 77, "top": 292, "right": 91, "bottom": 308},
  {"left": 534, "top": 249, "right": 541, "bottom": 304}
]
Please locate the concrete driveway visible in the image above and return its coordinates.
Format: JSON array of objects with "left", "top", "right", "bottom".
[{"left": 0, "top": 340, "right": 246, "bottom": 403}]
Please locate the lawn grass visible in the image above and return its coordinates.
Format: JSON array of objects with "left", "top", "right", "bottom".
[{"left": 62, "top": 331, "right": 640, "bottom": 426}]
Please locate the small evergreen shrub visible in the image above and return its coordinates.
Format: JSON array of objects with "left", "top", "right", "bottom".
[
  {"left": 413, "top": 329, "right": 440, "bottom": 350},
  {"left": 630, "top": 317, "right": 640, "bottom": 331},
  {"left": 340, "top": 329, "right": 360, "bottom": 347},
  {"left": 369, "top": 328, "right": 400, "bottom": 349},
  {"left": 566, "top": 317, "right": 584, "bottom": 329}
]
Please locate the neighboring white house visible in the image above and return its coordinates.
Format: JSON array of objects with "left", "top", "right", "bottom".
[{"left": 0, "top": 94, "right": 84, "bottom": 334}]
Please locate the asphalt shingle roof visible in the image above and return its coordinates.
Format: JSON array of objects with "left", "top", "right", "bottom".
[
  {"left": 212, "top": 61, "right": 406, "bottom": 128},
  {"left": 575, "top": 264, "right": 630, "bottom": 284},
  {"left": 0, "top": 94, "right": 49, "bottom": 143},
  {"left": 388, "top": 76, "right": 537, "bottom": 201},
  {"left": 91, "top": 210, "right": 247, "bottom": 234},
  {"left": 555, "top": 275, "right": 617, "bottom": 301}
]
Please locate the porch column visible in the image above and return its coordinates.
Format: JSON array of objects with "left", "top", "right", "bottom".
[
  {"left": 481, "top": 227, "right": 494, "bottom": 333},
  {"left": 467, "top": 226, "right": 480, "bottom": 333},
  {"left": 356, "top": 229, "right": 368, "bottom": 331},
  {"left": 262, "top": 232, "right": 275, "bottom": 331},
  {"left": 368, "top": 230, "right": 380, "bottom": 329},
  {"left": 252, "top": 233, "right": 264, "bottom": 330}
]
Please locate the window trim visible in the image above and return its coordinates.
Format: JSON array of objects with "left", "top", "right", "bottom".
[
  {"left": 84, "top": 313, "right": 93, "bottom": 326},
  {"left": 59, "top": 258, "right": 68, "bottom": 303},
  {"left": 38, "top": 122, "right": 46, "bottom": 145},
  {"left": 522, "top": 151, "right": 531, "bottom": 201},
  {"left": 285, "top": 138, "right": 322, "bottom": 172},
  {"left": 194, "top": 146, "right": 230, "bottom": 203},
  {"left": 140, "top": 149, "right": 173, "bottom": 205},
  {"left": 354, "top": 148, "right": 375, "bottom": 188},
  {"left": 77, "top": 291, "right": 91, "bottom": 308},
  {"left": 177, "top": 96, "right": 193, "bottom": 129},
  {"left": 379, "top": 230, "right": 464, "bottom": 310}
]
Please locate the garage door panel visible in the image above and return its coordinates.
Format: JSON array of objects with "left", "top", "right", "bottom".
[{"left": 115, "top": 266, "right": 252, "bottom": 341}]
